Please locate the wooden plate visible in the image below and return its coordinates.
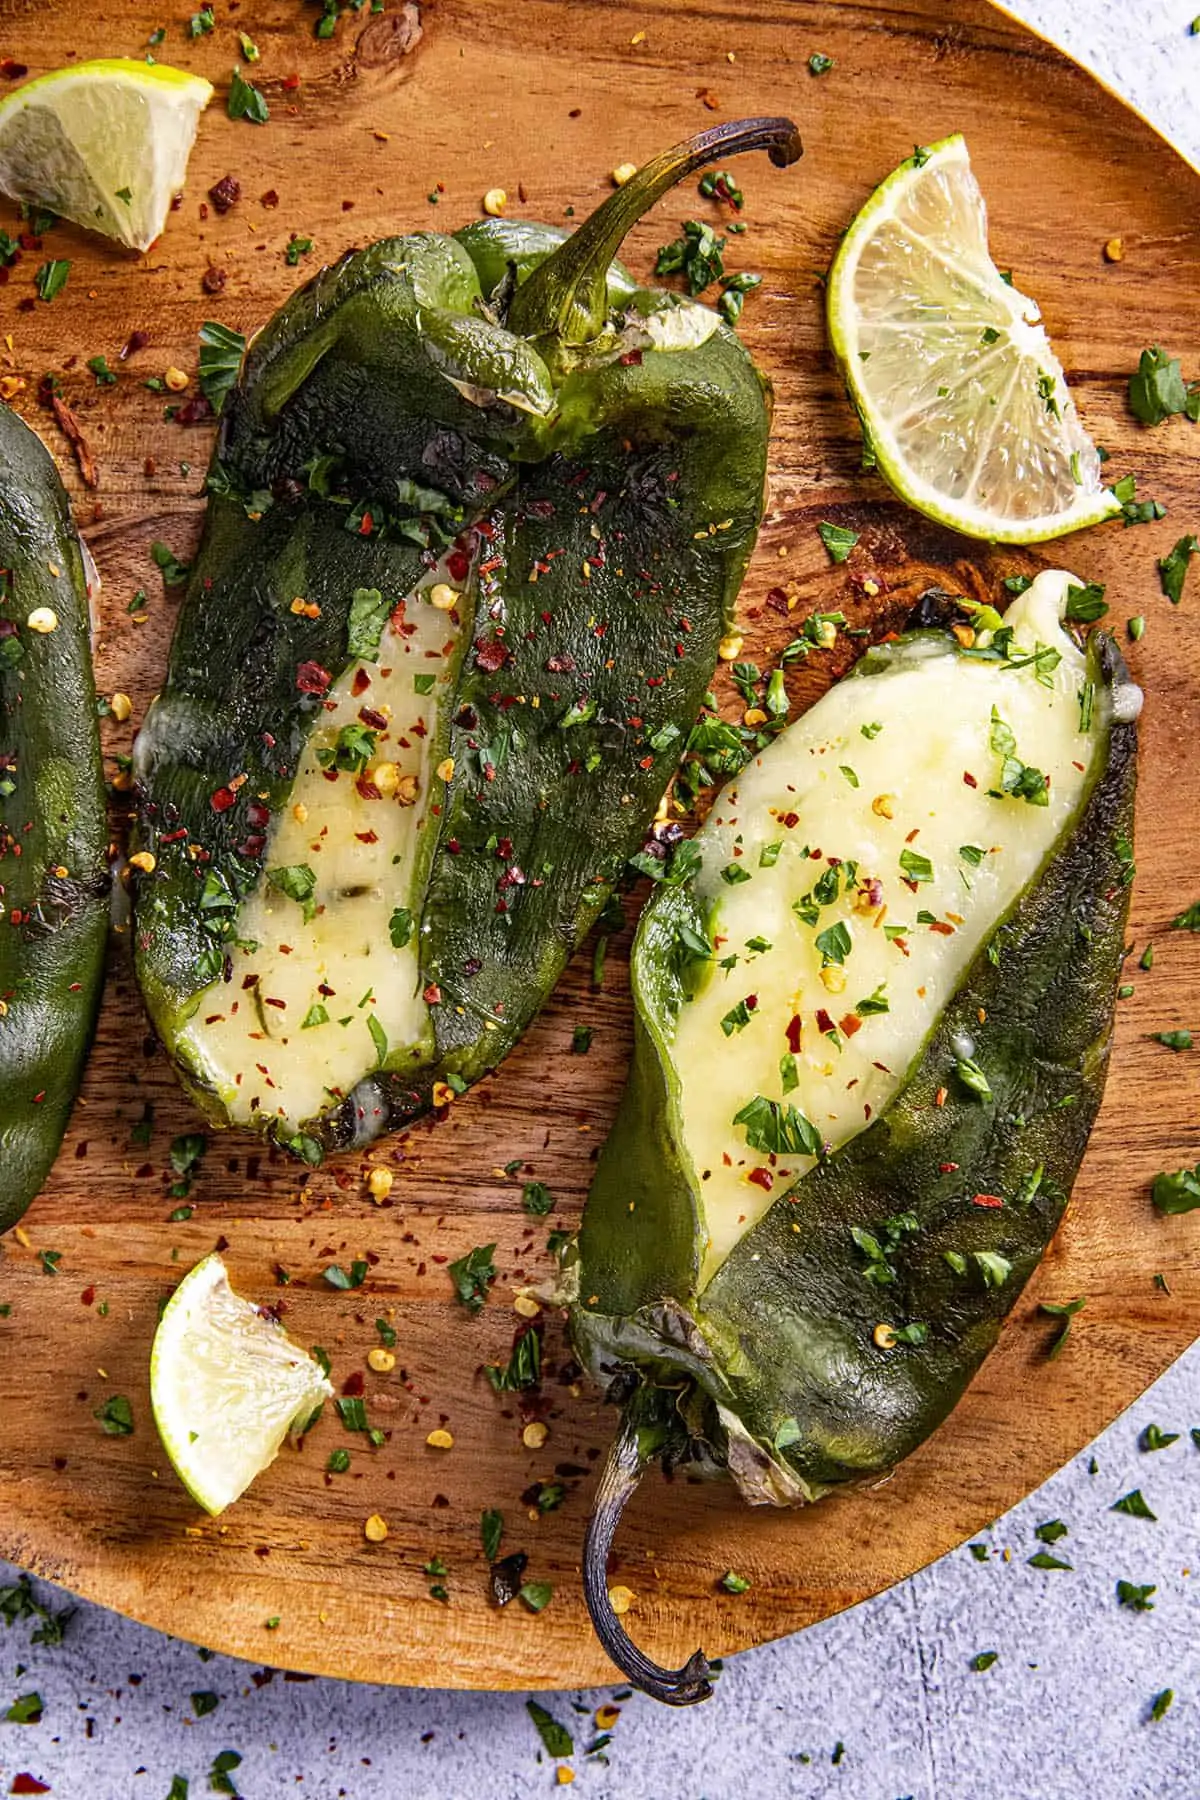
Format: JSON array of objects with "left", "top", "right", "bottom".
[{"left": 2, "top": 0, "right": 1198, "bottom": 1690}]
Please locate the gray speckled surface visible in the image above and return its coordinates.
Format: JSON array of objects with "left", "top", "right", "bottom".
[{"left": 3, "top": 5, "right": 1199, "bottom": 1796}]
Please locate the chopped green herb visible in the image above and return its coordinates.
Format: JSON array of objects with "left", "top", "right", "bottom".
[
  {"left": 198, "top": 319, "right": 247, "bottom": 414},
  {"left": 816, "top": 520, "right": 859, "bottom": 564},
  {"left": 1159, "top": 534, "right": 1198, "bottom": 605},
  {"left": 151, "top": 540, "right": 191, "bottom": 586},
  {"left": 1039, "top": 1294, "right": 1086, "bottom": 1359},
  {"left": 35, "top": 259, "right": 70, "bottom": 302},
  {"left": 228, "top": 65, "right": 269, "bottom": 124},
  {"left": 5, "top": 1691, "right": 44, "bottom": 1724},
  {"left": 839, "top": 763, "right": 859, "bottom": 788},
  {"left": 1111, "top": 1488, "right": 1157, "bottom": 1520},
  {"left": 94, "top": 1394, "right": 134, "bottom": 1436},
  {"left": 481, "top": 1508, "right": 504, "bottom": 1561},
  {"left": 448, "top": 1244, "right": 496, "bottom": 1314},
  {"left": 1151, "top": 1160, "right": 1200, "bottom": 1214},
  {"left": 970, "top": 1650, "right": 998, "bottom": 1671},
  {"left": 522, "top": 1180, "right": 555, "bottom": 1216},
  {"left": 808, "top": 51, "right": 834, "bottom": 74},
  {"left": 655, "top": 219, "right": 726, "bottom": 296},
  {"left": 191, "top": 1690, "right": 219, "bottom": 1717},
  {"left": 899, "top": 847, "right": 934, "bottom": 884},
  {"left": 973, "top": 1249, "right": 1011, "bottom": 1288},
  {"left": 1150, "top": 1689, "right": 1174, "bottom": 1722},
  {"left": 955, "top": 1056, "right": 993, "bottom": 1103},
  {"left": 1116, "top": 1580, "right": 1156, "bottom": 1612},
  {"left": 733, "top": 1094, "right": 822, "bottom": 1158},
  {"left": 326, "top": 1448, "right": 351, "bottom": 1474},
  {"left": 1035, "top": 1518, "right": 1069, "bottom": 1543},
  {"left": 526, "top": 1699, "right": 572, "bottom": 1755},
  {"left": 285, "top": 236, "right": 314, "bottom": 266},
  {"left": 1128, "top": 346, "right": 1190, "bottom": 425},
  {"left": 720, "top": 1569, "right": 751, "bottom": 1593},
  {"left": 1027, "top": 1550, "right": 1072, "bottom": 1571},
  {"left": 1140, "top": 1423, "right": 1180, "bottom": 1452},
  {"left": 1150, "top": 1030, "right": 1192, "bottom": 1051},
  {"left": 322, "top": 1259, "right": 367, "bottom": 1290},
  {"left": 1064, "top": 582, "right": 1108, "bottom": 623},
  {"left": 267, "top": 863, "right": 317, "bottom": 921},
  {"left": 721, "top": 861, "right": 752, "bottom": 885}
]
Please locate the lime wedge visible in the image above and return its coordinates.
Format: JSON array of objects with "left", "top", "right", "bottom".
[
  {"left": 151, "top": 1253, "right": 332, "bottom": 1516},
  {"left": 0, "top": 59, "right": 213, "bottom": 253},
  {"left": 827, "top": 135, "right": 1119, "bottom": 543}
]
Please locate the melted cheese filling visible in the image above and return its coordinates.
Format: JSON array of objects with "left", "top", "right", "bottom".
[
  {"left": 666, "top": 572, "right": 1101, "bottom": 1285},
  {"left": 179, "top": 577, "right": 462, "bottom": 1134}
]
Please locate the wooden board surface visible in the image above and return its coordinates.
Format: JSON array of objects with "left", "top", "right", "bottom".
[{"left": 1, "top": 0, "right": 1198, "bottom": 1691}]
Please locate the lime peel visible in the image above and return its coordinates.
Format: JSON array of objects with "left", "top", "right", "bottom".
[
  {"left": 150, "top": 1252, "right": 333, "bottom": 1516},
  {"left": 0, "top": 59, "right": 213, "bottom": 253},
  {"left": 827, "top": 135, "right": 1119, "bottom": 544}
]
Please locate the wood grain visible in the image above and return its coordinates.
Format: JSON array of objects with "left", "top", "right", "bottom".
[{"left": 0, "top": 0, "right": 1198, "bottom": 1691}]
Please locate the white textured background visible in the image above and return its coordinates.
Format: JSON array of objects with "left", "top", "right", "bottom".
[{"left": 1, "top": 5, "right": 1198, "bottom": 1796}]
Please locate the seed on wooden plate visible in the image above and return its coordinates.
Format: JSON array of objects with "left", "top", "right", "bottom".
[
  {"left": 426, "top": 1427, "right": 454, "bottom": 1450},
  {"left": 109, "top": 691, "right": 133, "bottom": 722},
  {"left": 366, "top": 1166, "right": 393, "bottom": 1201},
  {"left": 164, "top": 366, "right": 189, "bottom": 392},
  {"left": 611, "top": 162, "right": 638, "bottom": 187},
  {"left": 367, "top": 1347, "right": 395, "bottom": 1374},
  {"left": 363, "top": 1513, "right": 389, "bottom": 1543},
  {"left": 1104, "top": 236, "right": 1124, "bottom": 263},
  {"left": 514, "top": 1293, "right": 541, "bottom": 1319},
  {"left": 522, "top": 1420, "right": 548, "bottom": 1450},
  {"left": 607, "top": 1584, "right": 637, "bottom": 1615},
  {"left": 482, "top": 188, "right": 507, "bottom": 217},
  {"left": 431, "top": 1081, "right": 455, "bottom": 1107}
]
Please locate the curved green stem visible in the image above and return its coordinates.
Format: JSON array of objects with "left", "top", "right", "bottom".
[
  {"left": 583, "top": 1398, "right": 713, "bottom": 1706},
  {"left": 507, "top": 116, "right": 802, "bottom": 348}
]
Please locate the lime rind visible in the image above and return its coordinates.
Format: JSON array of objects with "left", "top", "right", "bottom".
[
  {"left": 0, "top": 60, "right": 213, "bottom": 253},
  {"left": 151, "top": 1253, "right": 333, "bottom": 1516},
  {"left": 828, "top": 135, "right": 1120, "bottom": 544}
]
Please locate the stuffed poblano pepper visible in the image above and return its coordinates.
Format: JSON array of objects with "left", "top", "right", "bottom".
[
  {"left": 131, "top": 117, "right": 801, "bottom": 1157},
  {"left": 0, "top": 404, "right": 108, "bottom": 1232},
  {"left": 570, "top": 571, "right": 1140, "bottom": 1702}
]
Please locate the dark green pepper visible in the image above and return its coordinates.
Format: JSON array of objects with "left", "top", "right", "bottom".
[
  {"left": 569, "top": 577, "right": 1139, "bottom": 1702},
  {"left": 0, "top": 403, "right": 108, "bottom": 1232},
  {"left": 131, "top": 117, "right": 801, "bottom": 1157}
]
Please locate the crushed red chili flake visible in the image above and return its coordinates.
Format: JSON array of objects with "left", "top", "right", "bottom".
[
  {"left": 785, "top": 1015, "right": 803, "bottom": 1054},
  {"left": 202, "top": 264, "right": 228, "bottom": 295},
  {"left": 839, "top": 1014, "right": 863, "bottom": 1038},
  {"left": 972, "top": 1193, "right": 1005, "bottom": 1209},
  {"left": 816, "top": 1009, "right": 836, "bottom": 1035},
  {"left": 423, "top": 982, "right": 442, "bottom": 1005},
  {"left": 747, "top": 1167, "right": 773, "bottom": 1191},
  {"left": 359, "top": 511, "right": 375, "bottom": 536},
  {"left": 474, "top": 635, "right": 509, "bottom": 673},
  {"left": 208, "top": 174, "right": 241, "bottom": 214},
  {"left": 0, "top": 59, "right": 29, "bottom": 78},
  {"left": 296, "top": 660, "right": 331, "bottom": 694},
  {"left": 342, "top": 1370, "right": 365, "bottom": 1397},
  {"left": 10, "top": 1776, "right": 52, "bottom": 1795},
  {"left": 619, "top": 349, "right": 643, "bottom": 367},
  {"left": 939, "top": 1162, "right": 959, "bottom": 1174},
  {"left": 963, "top": 771, "right": 978, "bottom": 788},
  {"left": 261, "top": 188, "right": 280, "bottom": 208},
  {"left": 80, "top": 1285, "right": 96, "bottom": 1306},
  {"left": 173, "top": 394, "right": 215, "bottom": 426},
  {"left": 210, "top": 785, "right": 239, "bottom": 813},
  {"left": 445, "top": 547, "right": 470, "bottom": 583},
  {"left": 120, "top": 329, "right": 149, "bottom": 360}
]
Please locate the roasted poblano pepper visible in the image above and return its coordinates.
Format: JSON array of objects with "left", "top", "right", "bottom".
[
  {"left": 131, "top": 118, "right": 801, "bottom": 1158},
  {"left": 0, "top": 404, "right": 108, "bottom": 1232},
  {"left": 570, "top": 572, "right": 1140, "bottom": 1702}
]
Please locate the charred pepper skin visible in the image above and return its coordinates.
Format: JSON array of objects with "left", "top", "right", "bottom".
[
  {"left": 0, "top": 404, "right": 108, "bottom": 1233},
  {"left": 131, "top": 119, "right": 801, "bottom": 1154},
  {"left": 571, "top": 630, "right": 1137, "bottom": 1703}
]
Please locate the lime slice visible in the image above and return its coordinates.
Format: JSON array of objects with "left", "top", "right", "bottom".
[
  {"left": 0, "top": 60, "right": 213, "bottom": 253},
  {"left": 827, "top": 135, "right": 1119, "bottom": 543},
  {"left": 151, "top": 1253, "right": 332, "bottom": 1516}
]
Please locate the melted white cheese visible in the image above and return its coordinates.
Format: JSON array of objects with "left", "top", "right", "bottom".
[
  {"left": 179, "top": 575, "right": 462, "bottom": 1134},
  {"left": 666, "top": 571, "right": 1102, "bottom": 1285}
]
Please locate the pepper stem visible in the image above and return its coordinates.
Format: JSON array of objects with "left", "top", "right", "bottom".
[
  {"left": 583, "top": 1398, "right": 713, "bottom": 1707},
  {"left": 506, "top": 116, "right": 802, "bottom": 349}
]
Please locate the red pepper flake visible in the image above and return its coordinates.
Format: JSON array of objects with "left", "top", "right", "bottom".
[
  {"left": 10, "top": 1777, "right": 52, "bottom": 1795},
  {"left": 474, "top": 635, "right": 510, "bottom": 673},
  {"left": 119, "top": 329, "right": 149, "bottom": 361},
  {"left": 296, "top": 660, "right": 331, "bottom": 695},
  {"left": 815, "top": 1009, "right": 836, "bottom": 1036},
  {"left": 972, "top": 1193, "right": 1005, "bottom": 1209},
  {"left": 354, "top": 830, "right": 379, "bottom": 845},
  {"left": 838, "top": 1014, "right": 863, "bottom": 1038},
  {"left": 351, "top": 668, "right": 372, "bottom": 697},
  {"left": 210, "top": 786, "right": 237, "bottom": 812},
  {"left": 342, "top": 1370, "right": 365, "bottom": 1397},
  {"left": 283, "top": 73, "right": 302, "bottom": 91},
  {"left": 359, "top": 512, "right": 375, "bottom": 537},
  {"left": 935, "top": 1086, "right": 948, "bottom": 1107},
  {"left": 264, "top": 996, "right": 286, "bottom": 1010},
  {"left": 423, "top": 982, "right": 442, "bottom": 1005},
  {"left": 0, "top": 59, "right": 29, "bottom": 78},
  {"left": 938, "top": 1162, "right": 959, "bottom": 1174},
  {"left": 202, "top": 265, "right": 228, "bottom": 295},
  {"left": 261, "top": 188, "right": 280, "bottom": 208},
  {"left": 208, "top": 174, "right": 241, "bottom": 214},
  {"left": 445, "top": 547, "right": 471, "bottom": 583},
  {"left": 785, "top": 1015, "right": 803, "bottom": 1054},
  {"left": 619, "top": 349, "right": 643, "bottom": 367},
  {"left": 963, "top": 771, "right": 978, "bottom": 788},
  {"left": 929, "top": 920, "right": 955, "bottom": 936},
  {"left": 80, "top": 1286, "right": 96, "bottom": 1306},
  {"left": 747, "top": 1167, "right": 773, "bottom": 1191},
  {"left": 359, "top": 706, "right": 388, "bottom": 730}
]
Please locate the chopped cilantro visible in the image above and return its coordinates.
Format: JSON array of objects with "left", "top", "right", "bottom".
[
  {"left": 448, "top": 1244, "right": 496, "bottom": 1314},
  {"left": 522, "top": 1181, "right": 555, "bottom": 1216},
  {"left": 1159, "top": 534, "right": 1198, "bottom": 605},
  {"left": 817, "top": 520, "right": 859, "bottom": 564},
  {"left": 733, "top": 1094, "right": 822, "bottom": 1157},
  {"left": 526, "top": 1699, "right": 572, "bottom": 1755},
  {"left": 1116, "top": 1580, "right": 1156, "bottom": 1612},
  {"left": 34, "top": 259, "right": 70, "bottom": 302},
  {"left": 228, "top": 65, "right": 269, "bottom": 124},
  {"left": 94, "top": 1394, "right": 134, "bottom": 1436},
  {"left": 720, "top": 1569, "right": 751, "bottom": 1593},
  {"left": 1111, "top": 1488, "right": 1157, "bottom": 1520},
  {"left": 197, "top": 319, "right": 247, "bottom": 414},
  {"left": 481, "top": 1509, "right": 503, "bottom": 1561}
]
